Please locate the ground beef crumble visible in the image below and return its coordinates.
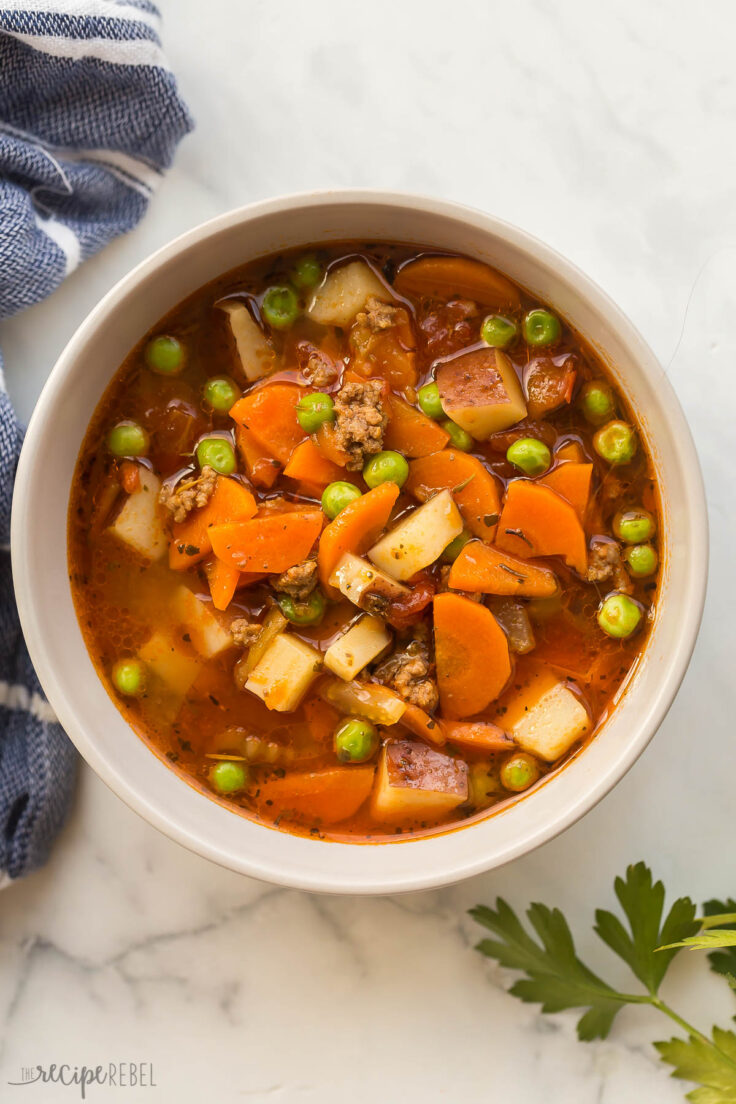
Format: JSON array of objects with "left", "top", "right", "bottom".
[
  {"left": 586, "top": 537, "right": 632, "bottom": 594},
  {"left": 272, "top": 558, "right": 318, "bottom": 601},
  {"left": 356, "top": 295, "right": 402, "bottom": 333},
  {"left": 296, "top": 341, "right": 338, "bottom": 388},
  {"left": 332, "top": 378, "right": 387, "bottom": 471},
  {"left": 230, "top": 618, "right": 261, "bottom": 648},
  {"left": 374, "top": 628, "right": 439, "bottom": 712},
  {"left": 159, "top": 466, "right": 217, "bottom": 523}
]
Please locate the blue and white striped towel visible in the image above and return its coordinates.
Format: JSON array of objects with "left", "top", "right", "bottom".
[{"left": 0, "top": 1, "right": 192, "bottom": 882}]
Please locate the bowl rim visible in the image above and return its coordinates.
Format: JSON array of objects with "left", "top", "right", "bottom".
[{"left": 11, "top": 188, "right": 709, "bottom": 893}]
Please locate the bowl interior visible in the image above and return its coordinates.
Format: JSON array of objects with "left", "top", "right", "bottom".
[{"left": 11, "top": 192, "right": 707, "bottom": 893}]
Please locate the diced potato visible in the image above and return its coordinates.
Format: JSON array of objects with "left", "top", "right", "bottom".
[
  {"left": 372, "top": 738, "right": 468, "bottom": 822},
  {"left": 503, "top": 671, "right": 591, "bottom": 761},
  {"left": 324, "top": 615, "right": 392, "bottom": 681},
  {"left": 171, "top": 586, "right": 233, "bottom": 659},
  {"left": 235, "top": 606, "right": 288, "bottom": 680},
  {"left": 109, "top": 467, "right": 167, "bottom": 561},
  {"left": 307, "top": 260, "right": 390, "bottom": 327},
  {"left": 138, "top": 631, "right": 201, "bottom": 696},
  {"left": 320, "top": 678, "right": 406, "bottom": 726},
  {"left": 436, "top": 348, "right": 527, "bottom": 438},
  {"left": 329, "top": 552, "right": 409, "bottom": 610},
  {"left": 245, "top": 633, "right": 322, "bottom": 712},
  {"left": 218, "top": 300, "right": 275, "bottom": 381},
  {"left": 367, "top": 490, "right": 463, "bottom": 582}
]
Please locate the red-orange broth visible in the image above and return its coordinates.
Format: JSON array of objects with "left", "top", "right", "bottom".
[{"left": 68, "top": 244, "right": 659, "bottom": 841}]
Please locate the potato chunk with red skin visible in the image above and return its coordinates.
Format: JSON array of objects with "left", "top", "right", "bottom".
[
  {"left": 372, "top": 738, "right": 468, "bottom": 822},
  {"left": 436, "top": 347, "right": 527, "bottom": 439},
  {"left": 524, "top": 356, "right": 577, "bottom": 420}
]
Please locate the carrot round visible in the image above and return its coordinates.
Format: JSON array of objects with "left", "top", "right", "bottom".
[
  {"left": 204, "top": 557, "right": 241, "bottom": 611},
  {"left": 399, "top": 702, "right": 446, "bottom": 747},
  {"left": 383, "top": 393, "right": 450, "bottom": 457},
  {"left": 210, "top": 509, "right": 323, "bottom": 573},
  {"left": 441, "top": 719, "right": 514, "bottom": 753},
  {"left": 169, "top": 477, "right": 256, "bottom": 570},
  {"left": 434, "top": 593, "right": 512, "bottom": 718},
  {"left": 318, "top": 481, "right": 400, "bottom": 595},
  {"left": 495, "top": 480, "right": 588, "bottom": 574},
  {"left": 393, "top": 256, "right": 521, "bottom": 310},
  {"left": 230, "top": 382, "right": 307, "bottom": 464},
  {"left": 539, "top": 462, "right": 592, "bottom": 523},
  {"left": 254, "top": 766, "right": 375, "bottom": 824},
  {"left": 405, "top": 449, "right": 501, "bottom": 539},
  {"left": 448, "top": 541, "right": 559, "bottom": 598},
  {"left": 283, "top": 438, "right": 350, "bottom": 488},
  {"left": 235, "top": 425, "right": 281, "bottom": 488},
  {"left": 315, "top": 422, "right": 351, "bottom": 467}
]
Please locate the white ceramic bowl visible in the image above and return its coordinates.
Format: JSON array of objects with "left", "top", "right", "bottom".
[{"left": 11, "top": 191, "right": 708, "bottom": 894}]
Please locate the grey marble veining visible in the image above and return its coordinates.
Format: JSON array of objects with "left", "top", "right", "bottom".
[{"left": 0, "top": 1, "right": 734, "bottom": 1099}]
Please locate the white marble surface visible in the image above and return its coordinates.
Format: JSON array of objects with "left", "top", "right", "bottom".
[{"left": 1, "top": 1, "right": 735, "bottom": 1099}]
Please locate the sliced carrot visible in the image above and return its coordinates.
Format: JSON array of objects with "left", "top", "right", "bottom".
[
  {"left": 204, "top": 557, "right": 241, "bottom": 611},
  {"left": 169, "top": 477, "right": 257, "bottom": 570},
  {"left": 448, "top": 541, "right": 559, "bottom": 598},
  {"left": 315, "top": 421, "right": 351, "bottom": 468},
  {"left": 235, "top": 425, "right": 281, "bottom": 488},
  {"left": 230, "top": 382, "right": 307, "bottom": 464},
  {"left": 405, "top": 449, "right": 501, "bottom": 539},
  {"left": 318, "top": 481, "right": 400, "bottom": 595},
  {"left": 441, "top": 719, "right": 514, "bottom": 753},
  {"left": 383, "top": 392, "right": 450, "bottom": 458},
  {"left": 495, "top": 480, "right": 587, "bottom": 574},
  {"left": 399, "top": 702, "right": 446, "bottom": 747},
  {"left": 254, "top": 766, "right": 375, "bottom": 824},
  {"left": 393, "top": 256, "right": 521, "bottom": 310},
  {"left": 434, "top": 593, "right": 512, "bottom": 718},
  {"left": 539, "top": 462, "right": 592, "bottom": 524},
  {"left": 209, "top": 509, "right": 323, "bottom": 574},
  {"left": 283, "top": 438, "right": 349, "bottom": 489},
  {"left": 119, "top": 460, "right": 141, "bottom": 494},
  {"left": 555, "top": 440, "right": 584, "bottom": 463}
]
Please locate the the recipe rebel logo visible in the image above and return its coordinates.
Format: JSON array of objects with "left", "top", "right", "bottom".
[{"left": 7, "top": 1062, "right": 157, "bottom": 1098}]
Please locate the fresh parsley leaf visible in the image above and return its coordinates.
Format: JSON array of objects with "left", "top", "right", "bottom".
[
  {"left": 593, "top": 861, "right": 698, "bottom": 994},
  {"left": 703, "top": 901, "right": 736, "bottom": 983},
  {"left": 471, "top": 899, "right": 628, "bottom": 1041},
  {"left": 655, "top": 1028, "right": 736, "bottom": 1104}
]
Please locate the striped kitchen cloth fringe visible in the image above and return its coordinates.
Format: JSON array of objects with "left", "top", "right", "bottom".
[{"left": 0, "top": 0, "right": 193, "bottom": 882}]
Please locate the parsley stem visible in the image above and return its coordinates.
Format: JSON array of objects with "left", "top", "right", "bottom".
[{"left": 649, "top": 997, "right": 712, "bottom": 1048}]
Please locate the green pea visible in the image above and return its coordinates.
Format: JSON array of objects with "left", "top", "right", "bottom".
[
  {"left": 261, "top": 285, "right": 300, "bottom": 330},
  {"left": 597, "top": 593, "right": 642, "bottom": 638},
  {"left": 363, "top": 450, "right": 409, "bottom": 489},
  {"left": 441, "top": 420, "right": 474, "bottom": 452},
  {"left": 613, "top": 508, "right": 656, "bottom": 543},
  {"left": 580, "top": 380, "right": 615, "bottom": 425},
  {"left": 291, "top": 254, "right": 323, "bottom": 290},
  {"left": 196, "top": 436, "right": 236, "bottom": 475},
  {"left": 203, "top": 377, "right": 240, "bottom": 412},
  {"left": 624, "top": 543, "right": 658, "bottom": 577},
  {"left": 322, "top": 481, "right": 362, "bottom": 520},
  {"left": 144, "top": 334, "right": 185, "bottom": 375},
  {"left": 296, "top": 392, "right": 335, "bottom": 434},
  {"left": 278, "top": 590, "right": 326, "bottom": 626},
  {"left": 209, "top": 760, "right": 248, "bottom": 794},
  {"left": 107, "top": 421, "right": 149, "bottom": 458},
  {"left": 417, "top": 381, "right": 444, "bottom": 420},
  {"left": 500, "top": 753, "right": 540, "bottom": 792},
  {"left": 506, "top": 437, "right": 551, "bottom": 476},
  {"left": 593, "top": 420, "right": 637, "bottom": 465},
  {"left": 334, "top": 717, "right": 379, "bottom": 763},
  {"left": 111, "top": 658, "right": 145, "bottom": 697},
  {"left": 440, "top": 531, "right": 472, "bottom": 564},
  {"left": 481, "top": 314, "right": 518, "bottom": 349},
  {"left": 523, "top": 309, "right": 561, "bottom": 347}
]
